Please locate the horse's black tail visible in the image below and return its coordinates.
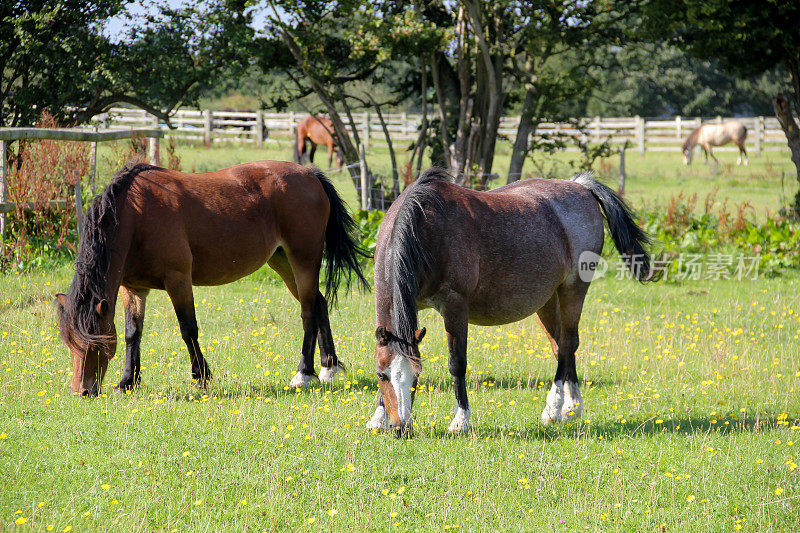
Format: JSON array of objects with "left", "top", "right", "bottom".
[
  {"left": 315, "top": 170, "right": 370, "bottom": 306},
  {"left": 572, "top": 172, "right": 656, "bottom": 282}
]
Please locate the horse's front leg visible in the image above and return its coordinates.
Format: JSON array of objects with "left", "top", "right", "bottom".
[
  {"left": 443, "top": 299, "right": 471, "bottom": 433},
  {"left": 165, "top": 273, "right": 212, "bottom": 387},
  {"left": 116, "top": 286, "right": 149, "bottom": 392}
]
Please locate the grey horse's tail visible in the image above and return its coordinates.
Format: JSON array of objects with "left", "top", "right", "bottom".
[{"left": 572, "top": 172, "right": 655, "bottom": 281}]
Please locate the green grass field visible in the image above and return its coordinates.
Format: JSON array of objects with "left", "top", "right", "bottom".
[
  {"left": 2, "top": 141, "right": 799, "bottom": 530},
  {"left": 1, "top": 261, "right": 800, "bottom": 531},
  {"left": 92, "top": 137, "right": 800, "bottom": 221}
]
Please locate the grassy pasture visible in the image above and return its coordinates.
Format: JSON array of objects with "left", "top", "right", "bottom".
[
  {"left": 1, "top": 140, "right": 799, "bottom": 530},
  {"left": 1, "top": 261, "right": 799, "bottom": 531},
  {"left": 92, "top": 137, "right": 799, "bottom": 221}
]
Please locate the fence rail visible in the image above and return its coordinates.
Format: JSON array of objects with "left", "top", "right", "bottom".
[{"left": 96, "top": 108, "right": 788, "bottom": 154}]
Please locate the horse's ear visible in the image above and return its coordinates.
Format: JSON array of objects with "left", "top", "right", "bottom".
[
  {"left": 375, "top": 326, "right": 391, "bottom": 345},
  {"left": 95, "top": 299, "right": 109, "bottom": 316},
  {"left": 54, "top": 294, "right": 67, "bottom": 314},
  {"left": 414, "top": 327, "right": 426, "bottom": 344}
]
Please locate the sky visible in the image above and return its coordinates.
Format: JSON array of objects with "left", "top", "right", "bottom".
[{"left": 103, "top": 0, "right": 268, "bottom": 42}]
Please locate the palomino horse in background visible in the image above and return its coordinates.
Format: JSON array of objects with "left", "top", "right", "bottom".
[
  {"left": 682, "top": 121, "right": 748, "bottom": 165},
  {"left": 367, "top": 169, "right": 655, "bottom": 434},
  {"left": 56, "top": 161, "right": 367, "bottom": 396},
  {"left": 295, "top": 115, "right": 344, "bottom": 170}
]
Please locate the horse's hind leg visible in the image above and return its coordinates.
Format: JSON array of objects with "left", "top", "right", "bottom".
[
  {"left": 541, "top": 283, "right": 589, "bottom": 425},
  {"left": 116, "top": 286, "right": 149, "bottom": 392},
  {"left": 268, "top": 250, "right": 343, "bottom": 385},
  {"left": 738, "top": 144, "right": 749, "bottom": 166},
  {"left": 314, "top": 292, "right": 345, "bottom": 382},
  {"left": 309, "top": 143, "right": 317, "bottom": 165},
  {"left": 164, "top": 272, "right": 212, "bottom": 387}
]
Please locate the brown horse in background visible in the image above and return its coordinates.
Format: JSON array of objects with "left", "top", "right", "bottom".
[
  {"left": 56, "top": 161, "right": 367, "bottom": 396},
  {"left": 367, "top": 169, "right": 654, "bottom": 434},
  {"left": 295, "top": 115, "right": 344, "bottom": 170}
]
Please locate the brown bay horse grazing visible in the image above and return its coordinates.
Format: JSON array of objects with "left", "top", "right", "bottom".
[
  {"left": 56, "top": 161, "right": 367, "bottom": 396},
  {"left": 295, "top": 115, "right": 344, "bottom": 170},
  {"left": 683, "top": 121, "right": 748, "bottom": 165},
  {"left": 367, "top": 169, "right": 654, "bottom": 434}
]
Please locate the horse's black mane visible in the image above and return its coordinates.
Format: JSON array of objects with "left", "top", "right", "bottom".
[
  {"left": 58, "top": 162, "right": 157, "bottom": 347},
  {"left": 682, "top": 126, "right": 702, "bottom": 151},
  {"left": 388, "top": 167, "right": 451, "bottom": 355}
]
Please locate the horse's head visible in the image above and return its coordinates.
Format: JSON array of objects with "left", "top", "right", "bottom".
[
  {"left": 373, "top": 326, "right": 426, "bottom": 433},
  {"left": 682, "top": 147, "right": 693, "bottom": 165},
  {"left": 335, "top": 147, "right": 345, "bottom": 170},
  {"left": 55, "top": 294, "right": 117, "bottom": 396}
]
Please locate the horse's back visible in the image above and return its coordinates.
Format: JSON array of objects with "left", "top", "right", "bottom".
[
  {"left": 381, "top": 177, "right": 605, "bottom": 325},
  {"left": 120, "top": 161, "right": 329, "bottom": 287}
]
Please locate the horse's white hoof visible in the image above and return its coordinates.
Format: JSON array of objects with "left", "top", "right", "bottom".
[
  {"left": 447, "top": 407, "right": 471, "bottom": 433},
  {"left": 289, "top": 372, "right": 320, "bottom": 389},
  {"left": 366, "top": 405, "right": 388, "bottom": 431},
  {"left": 561, "top": 381, "right": 584, "bottom": 421},
  {"left": 319, "top": 365, "right": 345, "bottom": 383},
  {"left": 541, "top": 380, "right": 565, "bottom": 425}
]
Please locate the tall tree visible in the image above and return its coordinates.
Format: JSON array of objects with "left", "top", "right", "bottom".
[{"left": 0, "top": 0, "right": 251, "bottom": 127}]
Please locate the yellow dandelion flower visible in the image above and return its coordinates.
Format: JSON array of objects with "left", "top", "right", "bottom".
[
  {"left": 327, "top": 508, "right": 338, "bottom": 517},
  {"left": 775, "top": 487, "right": 784, "bottom": 496},
  {"left": 15, "top": 517, "right": 27, "bottom": 525}
]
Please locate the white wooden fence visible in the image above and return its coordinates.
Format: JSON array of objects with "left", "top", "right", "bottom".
[{"left": 96, "top": 108, "right": 788, "bottom": 154}]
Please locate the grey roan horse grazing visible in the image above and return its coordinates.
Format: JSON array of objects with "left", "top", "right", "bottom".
[
  {"left": 682, "top": 121, "right": 749, "bottom": 166},
  {"left": 367, "top": 169, "right": 654, "bottom": 434}
]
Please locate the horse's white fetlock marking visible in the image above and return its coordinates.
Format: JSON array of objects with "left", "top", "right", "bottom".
[
  {"left": 289, "top": 371, "right": 320, "bottom": 389},
  {"left": 448, "top": 407, "right": 471, "bottom": 433},
  {"left": 366, "top": 405, "right": 388, "bottom": 431},
  {"left": 561, "top": 381, "right": 584, "bottom": 421},
  {"left": 319, "top": 365, "right": 344, "bottom": 383},
  {"left": 541, "top": 380, "right": 565, "bottom": 425}
]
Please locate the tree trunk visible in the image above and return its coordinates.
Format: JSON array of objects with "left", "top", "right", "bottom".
[
  {"left": 508, "top": 87, "right": 536, "bottom": 183},
  {"left": 414, "top": 60, "right": 428, "bottom": 179},
  {"left": 773, "top": 94, "right": 800, "bottom": 188}
]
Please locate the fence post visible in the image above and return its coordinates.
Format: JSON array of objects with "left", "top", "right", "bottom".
[
  {"left": 618, "top": 148, "right": 626, "bottom": 196},
  {"left": 90, "top": 126, "right": 98, "bottom": 196},
  {"left": 359, "top": 144, "right": 368, "bottom": 210},
  {"left": 148, "top": 135, "right": 160, "bottom": 166},
  {"left": 755, "top": 116, "right": 763, "bottom": 156},
  {"left": 635, "top": 115, "right": 645, "bottom": 154},
  {"left": 401, "top": 112, "right": 407, "bottom": 136},
  {"left": 715, "top": 115, "right": 722, "bottom": 124},
  {"left": 0, "top": 140, "right": 6, "bottom": 244},
  {"left": 256, "top": 110, "right": 265, "bottom": 147},
  {"left": 74, "top": 171, "right": 83, "bottom": 237},
  {"left": 203, "top": 109, "right": 212, "bottom": 146},
  {"left": 289, "top": 111, "right": 295, "bottom": 139},
  {"left": 675, "top": 115, "right": 682, "bottom": 140},
  {"left": 593, "top": 116, "right": 601, "bottom": 143}
]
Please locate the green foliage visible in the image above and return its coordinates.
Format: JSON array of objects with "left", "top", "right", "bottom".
[
  {"left": 0, "top": 0, "right": 127, "bottom": 126},
  {"left": 353, "top": 208, "right": 384, "bottom": 264},
  {"left": 630, "top": 202, "right": 800, "bottom": 278}
]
